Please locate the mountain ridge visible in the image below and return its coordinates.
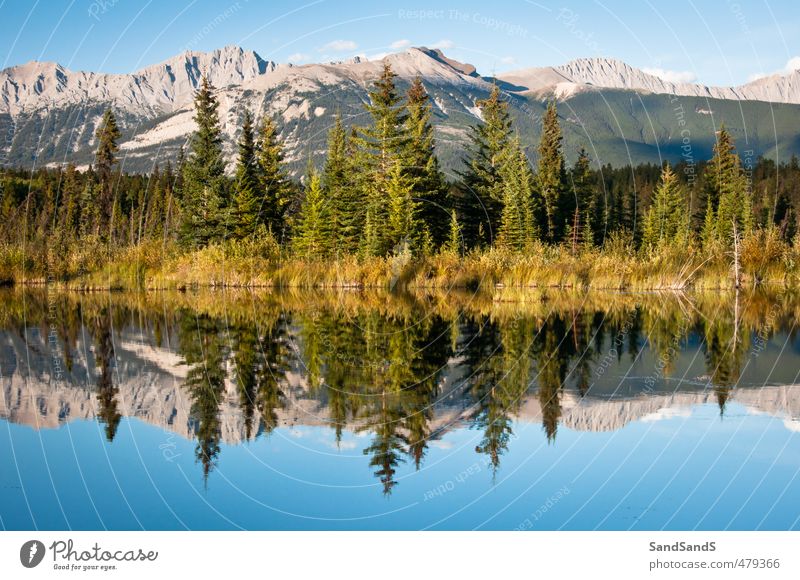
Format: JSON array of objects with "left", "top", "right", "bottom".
[{"left": 3, "top": 45, "right": 800, "bottom": 172}]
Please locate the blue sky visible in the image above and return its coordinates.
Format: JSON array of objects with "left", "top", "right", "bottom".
[{"left": 0, "top": 0, "right": 798, "bottom": 86}]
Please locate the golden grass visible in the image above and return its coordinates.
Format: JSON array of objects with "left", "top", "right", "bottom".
[{"left": 4, "top": 229, "right": 800, "bottom": 291}]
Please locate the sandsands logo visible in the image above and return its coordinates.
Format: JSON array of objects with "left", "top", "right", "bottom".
[{"left": 20, "top": 540, "right": 46, "bottom": 568}]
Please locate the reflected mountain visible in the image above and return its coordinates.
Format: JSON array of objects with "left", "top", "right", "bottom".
[{"left": 2, "top": 288, "right": 800, "bottom": 492}]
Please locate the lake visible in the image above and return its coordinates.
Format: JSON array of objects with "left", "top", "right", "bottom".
[{"left": 1, "top": 288, "right": 799, "bottom": 530}]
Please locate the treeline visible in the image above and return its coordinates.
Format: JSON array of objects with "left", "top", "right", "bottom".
[{"left": 2, "top": 62, "right": 800, "bottom": 281}]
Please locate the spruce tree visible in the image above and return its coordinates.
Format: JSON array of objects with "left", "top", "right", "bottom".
[
  {"left": 537, "top": 101, "right": 568, "bottom": 243},
  {"left": 94, "top": 109, "right": 121, "bottom": 238},
  {"left": 567, "top": 148, "right": 595, "bottom": 252},
  {"left": 256, "top": 116, "right": 291, "bottom": 238},
  {"left": 233, "top": 111, "right": 261, "bottom": 239},
  {"left": 323, "top": 115, "right": 360, "bottom": 253},
  {"left": 641, "top": 164, "right": 689, "bottom": 251},
  {"left": 446, "top": 208, "right": 462, "bottom": 255},
  {"left": 497, "top": 137, "right": 536, "bottom": 251},
  {"left": 457, "top": 84, "right": 512, "bottom": 248},
  {"left": 59, "top": 164, "right": 81, "bottom": 240},
  {"left": 179, "top": 76, "right": 229, "bottom": 248},
  {"left": 704, "top": 126, "right": 752, "bottom": 247},
  {"left": 386, "top": 162, "right": 419, "bottom": 251},
  {"left": 404, "top": 77, "right": 447, "bottom": 245},
  {"left": 293, "top": 169, "right": 328, "bottom": 259},
  {"left": 357, "top": 62, "right": 409, "bottom": 256}
]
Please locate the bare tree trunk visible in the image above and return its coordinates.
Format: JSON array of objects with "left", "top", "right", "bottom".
[{"left": 732, "top": 219, "right": 741, "bottom": 290}]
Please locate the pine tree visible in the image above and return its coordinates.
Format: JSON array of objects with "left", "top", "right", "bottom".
[
  {"left": 94, "top": 109, "right": 121, "bottom": 238},
  {"left": 705, "top": 126, "right": 752, "bottom": 247},
  {"left": 179, "top": 76, "right": 229, "bottom": 248},
  {"left": 143, "top": 164, "right": 164, "bottom": 241},
  {"left": 567, "top": 148, "right": 595, "bottom": 252},
  {"left": 256, "top": 116, "right": 291, "bottom": 238},
  {"left": 386, "top": 162, "right": 419, "bottom": 251},
  {"left": 232, "top": 111, "right": 261, "bottom": 239},
  {"left": 293, "top": 169, "right": 328, "bottom": 259},
  {"left": 641, "top": 164, "right": 689, "bottom": 251},
  {"left": 58, "top": 164, "right": 81, "bottom": 240},
  {"left": 404, "top": 77, "right": 448, "bottom": 245},
  {"left": 497, "top": 137, "right": 536, "bottom": 251},
  {"left": 457, "top": 84, "right": 512, "bottom": 248},
  {"left": 323, "top": 115, "right": 361, "bottom": 253},
  {"left": 446, "top": 208, "right": 462, "bottom": 255},
  {"left": 160, "top": 161, "right": 177, "bottom": 240},
  {"left": 357, "top": 62, "right": 410, "bottom": 256},
  {"left": 537, "top": 101, "right": 568, "bottom": 243}
]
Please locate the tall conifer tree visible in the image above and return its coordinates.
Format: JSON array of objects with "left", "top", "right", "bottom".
[
  {"left": 233, "top": 111, "right": 261, "bottom": 239},
  {"left": 537, "top": 101, "right": 568, "bottom": 243},
  {"left": 179, "top": 76, "right": 229, "bottom": 248},
  {"left": 457, "top": 84, "right": 512, "bottom": 248},
  {"left": 94, "top": 109, "right": 121, "bottom": 238},
  {"left": 404, "top": 77, "right": 447, "bottom": 245}
]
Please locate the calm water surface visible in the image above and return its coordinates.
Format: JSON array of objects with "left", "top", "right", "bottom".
[{"left": 1, "top": 288, "right": 799, "bottom": 530}]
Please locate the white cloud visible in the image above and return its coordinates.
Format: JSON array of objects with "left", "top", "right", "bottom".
[
  {"left": 500, "top": 56, "right": 516, "bottom": 66},
  {"left": 786, "top": 56, "right": 800, "bottom": 71},
  {"left": 286, "top": 52, "right": 309, "bottom": 63},
  {"left": 319, "top": 39, "right": 358, "bottom": 52},
  {"left": 642, "top": 67, "right": 698, "bottom": 84},
  {"left": 747, "top": 56, "right": 800, "bottom": 82},
  {"left": 390, "top": 39, "right": 411, "bottom": 49},
  {"left": 367, "top": 52, "right": 391, "bottom": 61},
  {"left": 430, "top": 39, "right": 455, "bottom": 50}
]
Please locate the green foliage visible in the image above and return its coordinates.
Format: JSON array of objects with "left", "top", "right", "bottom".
[
  {"left": 497, "top": 137, "right": 537, "bottom": 251},
  {"left": 94, "top": 109, "right": 121, "bottom": 237},
  {"left": 446, "top": 208, "right": 462, "bottom": 255},
  {"left": 357, "top": 63, "right": 412, "bottom": 257},
  {"left": 566, "top": 148, "right": 595, "bottom": 252},
  {"left": 323, "top": 115, "right": 360, "bottom": 254},
  {"left": 537, "top": 101, "right": 568, "bottom": 243},
  {"left": 179, "top": 76, "right": 229, "bottom": 249},
  {"left": 386, "top": 162, "right": 420, "bottom": 252},
  {"left": 641, "top": 164, "right": 690, "bottom": 252},
  {"left": 457, "top": 84, "right": 512, "bottom": 247},
  {"left": 233, "top": 111, "right": 261, "bottom": 239},
  {"left": 404, "top": 77, "right": 448, "bottom": 245},
  {"left": 256, "top": 116, "right": 292, "bottom": 239},
  {"left": 703, "top": 126, "right": 754, "bottom": 248},
  {"left": 293, "top": 170, "right": 329, "bottom": 259}
]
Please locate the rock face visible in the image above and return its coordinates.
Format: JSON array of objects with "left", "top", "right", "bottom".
[
  {"left": 500, "top": 57, "right": 800, "bottom": 104},
  {"left": 0, "top": 45, "right": 274, "bottom": 116}
]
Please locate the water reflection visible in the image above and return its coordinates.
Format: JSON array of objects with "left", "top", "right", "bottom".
[{"left": 1, "top": 288, "right": 799, "bottom": 494}]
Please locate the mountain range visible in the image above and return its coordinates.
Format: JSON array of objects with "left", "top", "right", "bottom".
[{"left": 2, "top": 45, "right": 800, "bottom": 173}]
